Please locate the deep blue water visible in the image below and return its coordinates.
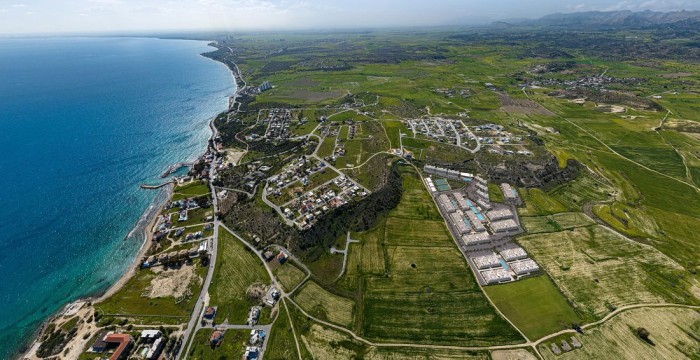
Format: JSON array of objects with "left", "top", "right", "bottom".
[{"left": 0, "top": 37, "right": 234, "bottom": 358}]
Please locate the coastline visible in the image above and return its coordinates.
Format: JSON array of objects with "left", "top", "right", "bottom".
[{"left": 19, "top": 40, "right": 239, "bottom": 360}]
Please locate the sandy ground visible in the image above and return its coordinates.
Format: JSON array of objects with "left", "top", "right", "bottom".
[
  {"left": 596, "top": 104, "right": 626, "bottom": 113},
  {"left": 148, "top": 265, "right": 195, "bottom": 298},
  {"left": 224, "top": 148, "right": 246, "bottom": 166},
  {"left": 491, "top": 349, "right": 538, "bottom": 360}
]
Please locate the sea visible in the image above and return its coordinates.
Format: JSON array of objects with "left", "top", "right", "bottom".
[{"left": 0, "top": 37, "right": 235, "bottom": 358}]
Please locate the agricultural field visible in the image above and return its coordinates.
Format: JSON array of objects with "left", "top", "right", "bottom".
[
  {"left": 273, "top": 261, "right": 307, "bottom": 292},
  {"left": 485, "top": 276, "right": 583, "bottom": 340},
  {"left": 518, "top": 225, "right": 700, "bottom": 319},
  {"left": 287, "top": 301, "right": 492, "bottom": 360},
  {"left": 208, "top": 227, "right": 271, "bottom": 324},
  {"left": 208, "top": 28, "right": 700, "bottom": 357},
  {"left": 264, "top": 301, "right": 300, "bottom": 360},
  {"left": 340, "top": 165, "right": 523, "bottom": 346},
  {"left": 539, "top": 307, "right": 700, "bottom": 360},
  {"left": 292, "top": 281, "right": 355, "bottom": 327},
  {"left": 520, "top": 212, "right": 595, "bottom": 234}
]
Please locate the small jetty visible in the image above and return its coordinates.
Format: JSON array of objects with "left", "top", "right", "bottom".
[
  {"left": 160, "top": 162, "right": 193, "bottom": 178},
  {"left": 140, "top": 181, "right": 174, "bottom": 190}
]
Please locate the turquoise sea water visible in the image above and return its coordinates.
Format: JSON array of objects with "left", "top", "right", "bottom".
[{"left": 0, "top": 37, "right": 234, "bottom": 358}]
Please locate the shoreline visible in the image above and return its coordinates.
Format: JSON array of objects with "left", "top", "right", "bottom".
[{"left": 19, "top": 39, "right": 239, "bottom": 360}]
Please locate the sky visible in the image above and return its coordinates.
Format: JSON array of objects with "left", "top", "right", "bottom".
[{"left": 0, "top": 0, "right": 699, "bottom": 35}]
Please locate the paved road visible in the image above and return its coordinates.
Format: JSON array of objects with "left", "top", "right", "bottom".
[
  {"left": 334, "top": 232, "right": 360, "bottom": 280},
  {"left": 177, "top": 156, "right": 221, "bottom": 360}
]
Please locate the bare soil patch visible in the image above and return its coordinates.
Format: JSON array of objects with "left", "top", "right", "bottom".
[
  {"left": 498, "top": 93, "right": 555, "bottom": 116},
  {"left": 492, "top": 349, "right": 538, "bottom": 360},
  {"left": 658, "top": 72, "right": 694, "bottom": 78},
  {"left": 148, "top": 265, "right": 195, "bottom": 298}
]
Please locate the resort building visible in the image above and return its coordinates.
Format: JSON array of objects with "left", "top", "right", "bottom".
[
  {"left": 476, "top": 198, "right": 492, "bottom": 211},
  {"left": 450, "top": 213, "right": 470, "bottom": 234},
  {"left": 499, "top": 246, "right": 528, "bottom": 261},
  {"left": 487, "top": 208, "right": 513, "bottom": 221},
  {"left": 462, "top": 232, "right": 490, "bottom": 246},
  {"left": 439, "top": 194, "right": 456, "bottom": 213},
  {"left": 491, "top": 219, "right": 519, "bottom": 232},
  {"left": 501, "top": 183, "right": 519, "bottom": 201},
  {"left": 510, "top": 259, "right": 540, "bottom": 275},
  {"left": 472, "top": 253, "right": 502, "bottom": 269},
  {"left": 481, "top": 268, "right": 511, "bottom": 284},
  {"left": 453, "top": 192, "right": 470, "bottom": 210}
]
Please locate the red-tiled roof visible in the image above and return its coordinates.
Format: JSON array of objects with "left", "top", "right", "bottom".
[{"left": 104, "top": 333, "right": 132, "bottom": 360}]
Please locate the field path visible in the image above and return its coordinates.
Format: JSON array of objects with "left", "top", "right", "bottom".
[
  {"left": 532, "top": 303, "right": 700, "bottom": 346},
  {"left": 557, "top": 113, "right": 699, "bottom": 193}
]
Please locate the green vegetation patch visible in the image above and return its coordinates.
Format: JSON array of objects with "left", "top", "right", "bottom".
[
  {"left": 187, "top": 329, "right": 248, "bottom": 360},
  {"left": 538, "top": 307, "right": 700, "bottom": 360},
  {"left": 98, "top": 261, "right": 206, "bottom": 320},
  {"left": 208, "top": 227, "right": 271, "bottom": 324},
  {"left": 347, "top": 166, "right": 523, "bottom": 346},
  {"left": 485, "top": 276, "right": 582, "bottom": 340},
  {"left": 274, "top": 262, "right": 307, "bottom": 292},
  {"left": 488, "top": 183, "right": 505, "bottom": 203},
  {"left": 264, "top": 302, "right": 300, "bottom": 360},
  {"left": 518, "top": 225, "right": 699, "bottom": 320},
  {"left": 292, "top": 281, "right": 355, "bottom": 327},
  {"left": 521, "top": 212, "right": 595, "bottom": 234}
]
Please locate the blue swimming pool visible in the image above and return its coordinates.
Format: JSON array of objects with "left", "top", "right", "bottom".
[{"left": 499, "top": 259, "right": 510, "bottom": 270}]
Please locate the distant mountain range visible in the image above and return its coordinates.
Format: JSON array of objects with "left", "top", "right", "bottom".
[{"left": 495, "top": 10, "right": 700, "bottom": 30}]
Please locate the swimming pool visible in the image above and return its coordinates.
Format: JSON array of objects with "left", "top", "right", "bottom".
[{"left": 499, "top": 259, "right": 510, "bottom": 270}]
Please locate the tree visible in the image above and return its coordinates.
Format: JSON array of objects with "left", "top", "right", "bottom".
[{"left": 635, "top": 327, "right": 654, "bottom": 345}]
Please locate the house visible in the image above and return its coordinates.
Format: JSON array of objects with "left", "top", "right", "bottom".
[
  {"left": 140, "top": 330, "right": 161, "bottom": 342},
  {"left": 210, "top": 330, "right": 224, "bottom": 346},
  {"left": 178, "top": 210, "right": 188, "bottom": 222},
  {"left": 276, "top": 252, "right": 288, "bottom": 264},
  {"left": 244, "top": 346, "right": 260, "bottom": 360},
  {"left": 249, "top": 329, "right": 265, "bottom": 345},
  {"left": 145, "top": 337, "right": 165, "bottom": 360},
  {"left": 103, "top": 333, "right": 134, "bottom": 360},
  {"left": 89, "top": 331, "right": 109, "bottom": 352},
  {"left": 203, "top": 306, "right": 216, "bottom": 319}
]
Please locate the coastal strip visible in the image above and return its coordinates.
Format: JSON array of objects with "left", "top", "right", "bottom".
[{"left": 19, "top": 41, "right": 240, "bottom": 360}]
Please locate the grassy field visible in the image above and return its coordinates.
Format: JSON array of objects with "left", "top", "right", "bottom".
[
  {"left": 484, "top": 276, "right": 583, "bottom": 340},
  {"left": 273, "top": 261, "right": 306, "bottom": 292},
  {"left": 488, "top": 183, "right": 505, "bottom": 203},
  {"left": 382, "top": 120, "right": 409, "bottom": 149},
  {"left": 264, "top": 301, "right": 300, "bottom": 360},
  {"left": 208, "top": 227, "right": 271, "bottom": 324},
  {"left": 317, "top": 135, "right": 336, "bottom": 158},
  {"left": 286, "top": 301, "right": 491, "bottom": 360},
  {"left": 172, "top": 181, "right": 210, "bottom": 201},
  {"left": 98, "top": 261, "right": 206, "bottom": 322},
  {"left": 520, "top": 212, "right": 595, "bottom": 234},
  {"left": 518, "top": 225, "right": 699, "bottom": 319},
  {"left": 539, "top": 307, "right": 700, "bottom": 359},
  {"left": 344, "top": 152, "right": 395, "bottom": 191},
  {"left": 339, "top": 165, "right": 523, "bottom": 346},
  {"left": 292, "top": 281, "right": 355, "bottom": 327},
  {"left": 187, "top": 328, "right": 248, "bottom": 360}
]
